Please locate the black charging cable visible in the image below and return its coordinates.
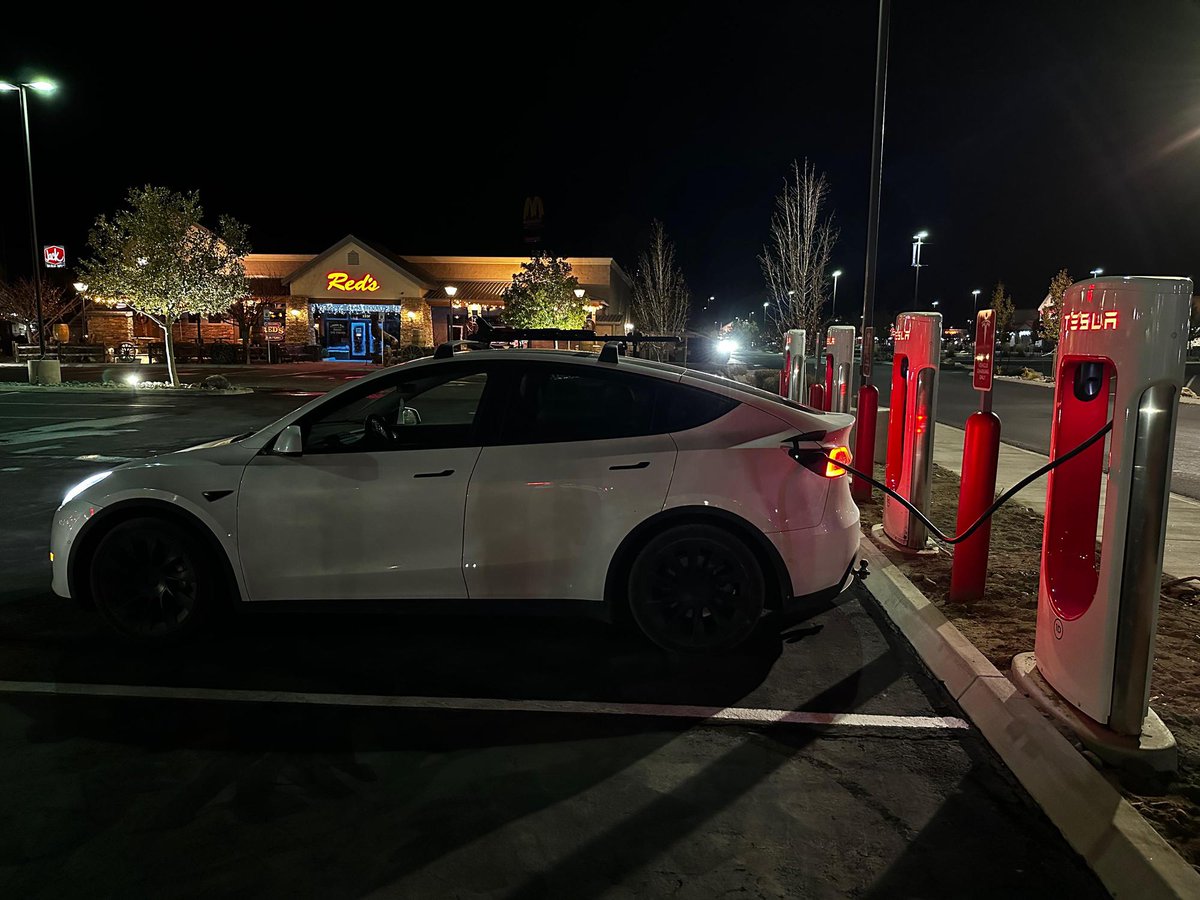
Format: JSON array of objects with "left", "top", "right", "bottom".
[{"left": 801, "top": 419, "right": 1114, "bottom": 546}]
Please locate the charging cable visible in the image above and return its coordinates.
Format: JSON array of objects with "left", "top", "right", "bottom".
[{"left": 806, "top": 419, "right": 1114, "bottom": 545}]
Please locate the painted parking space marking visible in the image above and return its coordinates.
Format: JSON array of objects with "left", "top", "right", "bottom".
[
  {"left": 75, "top": 454, "right": 137, "bottom": 463},
  {"left": 0, "top": 413, "right": 158, "bottom": 447},
  {"left": 0, "top": 680, "right": 971, "bottom": 730}
]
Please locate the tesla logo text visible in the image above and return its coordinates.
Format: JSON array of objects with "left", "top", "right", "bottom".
[
  {"left": 327, "top": 272, "right": 380, "bottom": 293},
  {"left": 892, "top": 319, "right": 914, "bottom": 342},
  {"left": 1063, "top": 310, "right": 1118, "bottom": 332}
]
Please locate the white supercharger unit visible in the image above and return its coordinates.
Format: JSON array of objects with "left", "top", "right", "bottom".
[
  {"left": 1034, "top": 276, "right": 1192, "bottom": 734},
  {"left": 882, "top": 312, "right": 942, "bottom": 550},
  {"left": 825, "top": 325, "right": 856, "bottom": 414},
  {"left": 781, "top": 328, "right": 806, "bottom": 403}
]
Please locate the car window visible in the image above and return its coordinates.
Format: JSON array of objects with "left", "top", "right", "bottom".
[
  {"left": 654, "top": 382, "right": 739, "bottom": 432},
  {"left": 302, "top": 368, "right": 489, "bottom": 453},
  {"left": 500, "top": 366, "right": 658, "bottom": 444}
]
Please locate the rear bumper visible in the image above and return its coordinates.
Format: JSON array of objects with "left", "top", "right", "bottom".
[{"left": 768, "top": 489, "right": 860, "bottom": 599}]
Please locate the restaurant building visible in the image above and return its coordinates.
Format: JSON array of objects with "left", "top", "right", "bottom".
[{"left": 68, "top": 235, "right": 634, "bottom": 362}]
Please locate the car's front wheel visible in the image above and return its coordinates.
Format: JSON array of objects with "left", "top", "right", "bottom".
[
  {"left": 89, "top": 516, "right": 217, "bottom": 642},
  {"left": 627, "top": 523, "right": 765, "bottom": 653}
]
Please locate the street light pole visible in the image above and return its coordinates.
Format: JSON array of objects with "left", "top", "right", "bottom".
[
  {"left": 911, "top": 231, "right": 928, "bottom": 308},
  {"left": 1090, "top": 267, "right": 1103, "bottom": 278},
  {"left": 830, "top": 269, "right": 842, "bottom": 319},
  {"left": 972, "top": 288, "right": 981, "bottom": 313},
  {"left": 2, "top": 80, "right": 56, "bottom": 358}
]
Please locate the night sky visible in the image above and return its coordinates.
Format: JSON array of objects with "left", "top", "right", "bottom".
[{"left": 3, "top": 1, "right": 1200, "bottom": 329}]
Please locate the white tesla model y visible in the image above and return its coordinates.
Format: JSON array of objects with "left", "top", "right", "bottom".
[{"left": 51, "top": 349, "right": 860, "bottom": 652}]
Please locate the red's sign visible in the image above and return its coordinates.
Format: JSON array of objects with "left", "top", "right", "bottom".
[
  {"left": 973, "top": 309, "right": 996, "bottom": 392},
  {"left": 43, "top": 245, "right": 65, "bottom": 268},
  {"left": 326, "top": 271, "right": 380, "bottom": 293}
]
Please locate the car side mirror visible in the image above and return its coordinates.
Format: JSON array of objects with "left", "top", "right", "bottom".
[
  {"left": 401, "top": 407, "right": 422, "bottom": 426},
  {"left": 274, "top": 424, "right": 303, "bottom": 456}
]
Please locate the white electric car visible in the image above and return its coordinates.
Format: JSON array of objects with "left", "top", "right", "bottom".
[{"left": 51, "top": 349, "right": 860, "bottom": 652}]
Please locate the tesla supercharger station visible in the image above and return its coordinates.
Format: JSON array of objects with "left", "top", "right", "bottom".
[
  {"left": 1016, "top": 276, "right": 1191, "bottom": 765},
  {"left": 780, "top": 328, "right": 807, "bottom": 402},
  {"left": 824, "top": 326, "right": 855, "bottom": 414},
  {"left": 880, "top": 312, "right": 942, "bottom": 551}
]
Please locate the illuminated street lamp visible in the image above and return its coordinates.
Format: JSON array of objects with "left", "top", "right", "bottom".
[
  {"left": 911, "top": 231, "right": 929, "bottom": 307},
  {"left": 1090, "top": 268, "right": 1103, "bottom": 278},
  {"left": 1, "top": 77, "right": 56, "bottom": 358},
  {"left": 972, "top": 288, "right": 981, "bottom": 312},
  {"left": 830, "top": 269, "right": 843, "bottom": 318}
]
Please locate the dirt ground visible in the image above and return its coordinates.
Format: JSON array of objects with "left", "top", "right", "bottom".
[{"left": 858, "top": 465, "right": 1200, "bottom": 871}]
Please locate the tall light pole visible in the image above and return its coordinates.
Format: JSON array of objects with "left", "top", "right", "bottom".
[
  {"left": 830, "top": 269, "right": 842, "bottom": 319},
  {"left": 1, "top": 78, "right": 56, "bottom": 359},
  {"left": 911, "top": 230, "right": 929, "bottom": 308},
  {"left": 1090, "top": 267, "right": 1103, "bottom": 278},
  {"left": 972, "top": 288, "right": 981, "bottom": 312}
]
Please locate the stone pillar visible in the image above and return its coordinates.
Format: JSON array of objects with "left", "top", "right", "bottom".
[
  {"left": 285, "top": 298, "right": 310, "bottom": 344},
  {"left": 401, "top": 298, "right": 433, "bottom": 347}
]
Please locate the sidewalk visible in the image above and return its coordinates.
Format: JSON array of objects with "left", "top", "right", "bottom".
[{"left": 932, "top": 423, "right": 1200, "bottom": 580}]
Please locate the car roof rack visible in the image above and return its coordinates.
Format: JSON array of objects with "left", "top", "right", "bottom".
[{"left": 432, "top": 319, "right": 683, "bottom": 365}]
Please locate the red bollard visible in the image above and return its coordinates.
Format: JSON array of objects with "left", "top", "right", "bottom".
[
  {"left": 824, "top": 355, "right": 835, "bottom": 412},
  {"left": 851, "top": 384, "right": 879, "bottom": 502},
  {"left": 949, "top": 410, "right": 1002, "bottom": 602},
  {"left": 808, "top": 382, "right": 825, "bottom": 410}
]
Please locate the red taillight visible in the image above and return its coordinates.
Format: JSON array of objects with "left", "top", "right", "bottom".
[{"left": 825, "top": 445, "right": 852, "bottom": 478}]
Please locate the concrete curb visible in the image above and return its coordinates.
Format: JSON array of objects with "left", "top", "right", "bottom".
[
  {"left": 0, "top": 383, "right": 253, "bottom": 396},
  {"left": 858, "top": 537, "right": 1200, "bottom": 899}
]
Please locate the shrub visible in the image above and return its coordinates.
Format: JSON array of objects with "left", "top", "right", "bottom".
[{"left": 202, "top": 374, "right": 232, "bottom": 391}]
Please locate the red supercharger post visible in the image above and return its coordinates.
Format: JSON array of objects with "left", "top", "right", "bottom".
[
  {"left": 949, "top": 309, "right": 1001, "bottom": 602},
  {"left": 851, "top": 327, "right": 876, "bottom": 501}
]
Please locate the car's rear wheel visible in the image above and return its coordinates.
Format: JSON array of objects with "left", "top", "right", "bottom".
[
  {"left": 627, "top": 523, "right": 765, "bottom": 653},
  {"left": 89, "top": 517, "right": 216, "bottom": 643}
]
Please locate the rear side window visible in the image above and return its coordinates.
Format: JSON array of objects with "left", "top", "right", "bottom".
[
  {"left": 501, "top": 366, "right": 658, "bottom": 443},
  {"left": 654, "top": 382, "right": 739, "bottom": 432}
]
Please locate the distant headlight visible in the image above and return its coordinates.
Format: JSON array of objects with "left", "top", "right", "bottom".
[
  {"left": 62, "top": 470, "right": 112, "bottom": 506},
  {"left": 717, "top": 339, "right": 737, "bottom": 354}
]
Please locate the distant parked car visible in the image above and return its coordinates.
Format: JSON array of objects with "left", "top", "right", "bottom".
[{"left": 52, "top": 348, "right": 859, "bottom": 653}]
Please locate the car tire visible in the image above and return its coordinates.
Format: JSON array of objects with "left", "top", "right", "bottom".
[
  {"left": 89, "top": 516, "right": 218, "bottom": 643},
  {"left": 627, "top": 523, "right": 765, "bottom": 653}
]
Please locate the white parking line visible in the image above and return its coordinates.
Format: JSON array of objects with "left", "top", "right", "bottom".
[{"left": 0, "top": 680, "right": 970, "bottom": 730}]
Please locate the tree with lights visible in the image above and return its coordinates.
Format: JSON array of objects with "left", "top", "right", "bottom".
[
  {"left": 81, "top": 186, "right": 249, "bottom": 386},
  {"left": 760, "top": 159, "right": 838, "bottom": 355},
  {"left": 501, "top": 252, "right": 585, "bottom": 330},
  {"left": 225, "top": 296, "right": 271, "bottom": 364},
  {"left": 0, "top": 276, "right": 77, "bottom": 345},
  {"left": 630, "top": 220, "right": 690, "bottom": 359},
  {"left": 1039, "top": 268, "right": 1072, "bottom": 346}
]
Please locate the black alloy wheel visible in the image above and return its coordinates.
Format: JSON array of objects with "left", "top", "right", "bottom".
[
  {"left": 89, "top": 517, "right": 214, "bottom": 642},
  {"left": 628, "top": 523, "right": 765, "bottom": 653}
]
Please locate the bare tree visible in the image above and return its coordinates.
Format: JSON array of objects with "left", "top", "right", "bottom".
[
  {"left": 225, "top": 296, "right": 271, "bottom": 363},
  {"left": 0, "top": 277, "right": 78, "bottom": 343},
  {"left": 760, "top": 160, "right": 838, "bottom": 354},
  {"left": 631, "top": 220, "right": 690, "bottom": 359}
]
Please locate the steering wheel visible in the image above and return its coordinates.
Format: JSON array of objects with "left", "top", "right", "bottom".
[{"left": 363, "top": 413, "right": 395, "bottom": 446}]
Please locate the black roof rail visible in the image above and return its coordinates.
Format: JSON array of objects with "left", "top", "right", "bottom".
[{"left": 433, "top": 340, "right": 488, "bottom": 359}]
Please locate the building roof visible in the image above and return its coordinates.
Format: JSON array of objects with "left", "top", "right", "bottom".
[
  {"left": 244, "top": 254, "right": 316, "bottom": 279},
  {"left": 427, "top": 282, "right": 510, "bottom": 302},
  {"left": 280, "top": 235, "right": 435, "bottom": 289}
]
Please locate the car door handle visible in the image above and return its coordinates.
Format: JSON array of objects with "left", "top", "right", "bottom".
[
  {"left": 609, "top": 461, "right": 650, "bottom": 470},
  {"left": 414, "top": 469, "right": 455, "bottom": 478}
]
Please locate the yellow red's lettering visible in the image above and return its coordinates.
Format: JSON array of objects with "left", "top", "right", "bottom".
[{"left": 326, "top": 272, "right": 380, "bottom": 293}]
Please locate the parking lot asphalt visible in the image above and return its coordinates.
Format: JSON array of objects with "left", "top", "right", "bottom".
[{"left": 0, "top": 390, "right": 1106, "bottom": 898}]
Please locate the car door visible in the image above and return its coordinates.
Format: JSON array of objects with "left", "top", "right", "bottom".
[
  {"left": 237, "top": 362, "right": 497, "bottom": 602},
  {"left": 463, "top": 362, "right": 677, "bottom": 601}
]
